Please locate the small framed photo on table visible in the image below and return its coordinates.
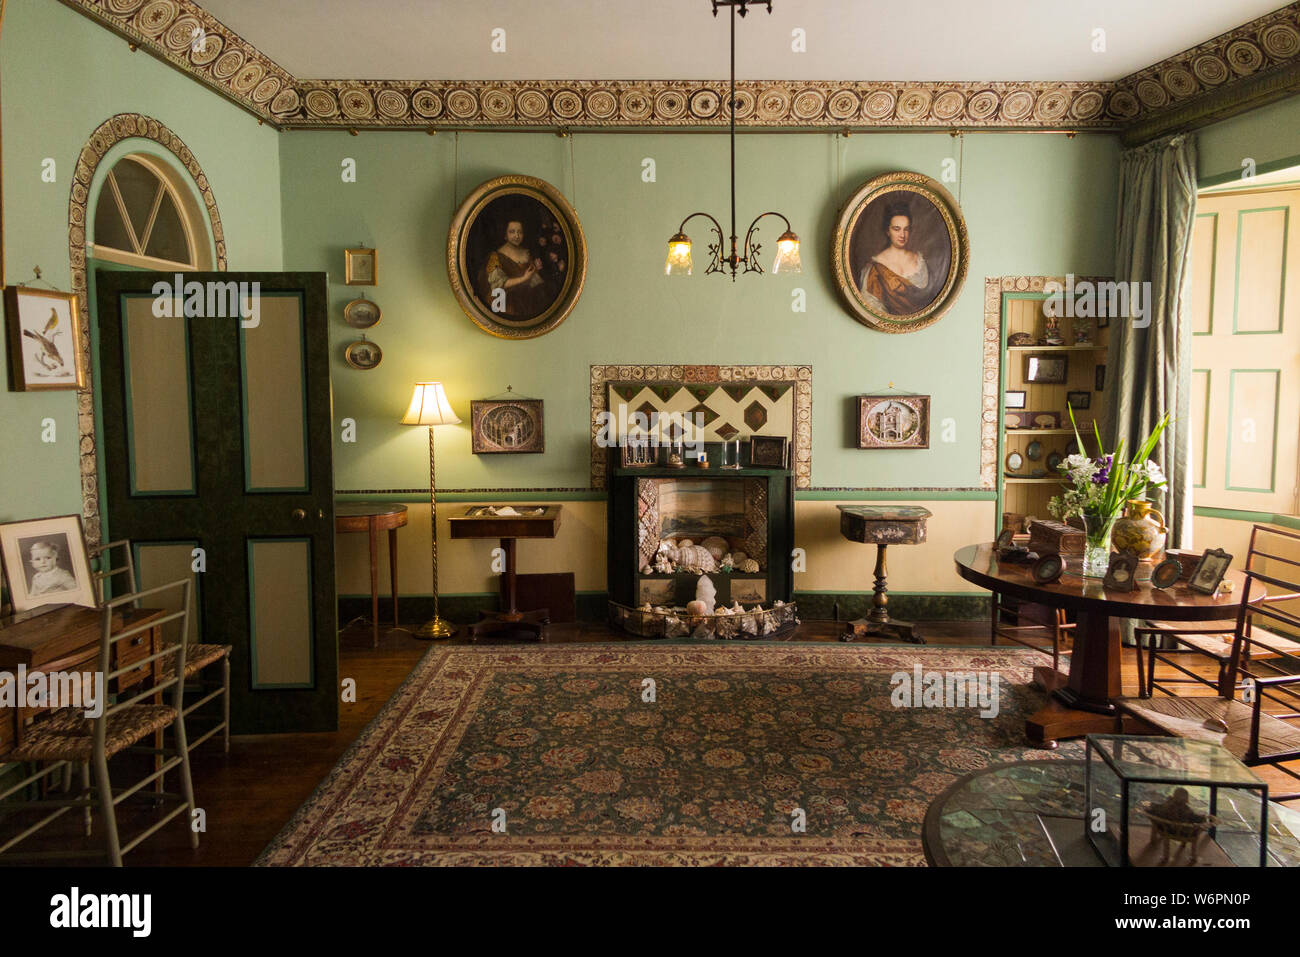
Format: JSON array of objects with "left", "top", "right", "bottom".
[
  {"left": 4, "top": 286, "right": 85, "bottom": 391},
  {"left": 0, "top": 514, "right": 97, "bottom": 612},
  {"left": 344, "top": 247, "right": 378, "bottom": 285},
  {"left": 1188, "top": 548, "right": 1233, "bottom": 595}
]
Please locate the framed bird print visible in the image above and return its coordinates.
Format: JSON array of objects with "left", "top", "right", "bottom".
[{"left": 4, "top": 286, "right": 85, "bottom": 391}]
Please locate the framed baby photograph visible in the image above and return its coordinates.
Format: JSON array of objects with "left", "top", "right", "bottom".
[
  {"left": 4, "top": 285, "right": 85, "bottom": 391},
  {"left": 0, "top": 514, "right": 97, "bottom": 612}
]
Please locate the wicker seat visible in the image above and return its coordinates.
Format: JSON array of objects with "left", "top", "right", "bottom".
[
  {"left": 1116, "top": 524, "right": 1300, "bottom": 799},
  {"left": 162, "top": 643, "right": 232, "bottom": 680},
  {"left": 7, "top": 706, "right": 177, "bottom": 763}
]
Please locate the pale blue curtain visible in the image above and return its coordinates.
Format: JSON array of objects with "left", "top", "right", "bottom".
[{"left": 1104, "top": 133, "right": 1198, "bottom": 549}]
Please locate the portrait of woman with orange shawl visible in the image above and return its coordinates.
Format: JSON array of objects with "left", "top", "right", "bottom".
[{"left": 856, "top": 198, "right": 943, "bottom": 317}]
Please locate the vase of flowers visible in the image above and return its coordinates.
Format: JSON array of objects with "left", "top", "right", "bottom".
[{"left": 1048, "top": 410, "right": 1170, "bottom": 578}]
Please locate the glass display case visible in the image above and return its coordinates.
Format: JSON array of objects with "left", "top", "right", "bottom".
[{"left": 1085, "top": 734, "right": 1269, "bottom": 867}]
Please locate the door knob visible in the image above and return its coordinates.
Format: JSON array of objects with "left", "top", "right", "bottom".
[{"left": 291, "top": 508, "right": 307, "bottom": 521}]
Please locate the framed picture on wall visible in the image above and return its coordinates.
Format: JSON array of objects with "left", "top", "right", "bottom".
[
  {"left": 344, "top": 247, "right": 378, "bottom": 285},
  {"left": 831, "top": 170, "right": 969, "bottom": 335},
  {"left": 471, "top": 398, "right": 545, "bottom": 454},
  {"left": 1005, "top": 390, "right": 1027, "bottom": 410},
  {"left": 1066, "top": 390, "right": 1091, "bottom": 410},
  {"left": 749, "top": 435, "right": 789, "bottom": 468},
  {"left": 857, "top": 394, "right": 931, "bottom": 449},
  {"left": 1025, "top": 354, "right": 1068, "bottom": 384},
  {"left": 0, "top": 514, "right": 97, "bottom": 612},
  {"left": 448, "top": 175, "right": 588, "bottom": 340},
  {"left": 4, "top": 285, "right": 85, "bottom": 391}
]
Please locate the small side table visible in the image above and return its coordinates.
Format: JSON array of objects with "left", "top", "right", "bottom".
[
  {"left": 448, "top": 505, "right": 562, "bottom": 641},
  {"left": 837, "top": 505, "right": 932, "bottom": 643},
  {"left": 335, "top": 502, "right": 408, "bottom": 648}
]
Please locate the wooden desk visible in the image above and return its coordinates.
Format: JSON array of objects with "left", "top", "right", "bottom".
[
  {"left": 335, "top": 502, "right": 409, "bottom": 648},
  {"left": 0, "top": 605, "right": 165, "bottom": 758},
  {"left": 837, "top": 505, "right": 932, "bottom": 643},
  {"left": 448, "top": 506, "right": 562, "bottom": 641},
  {"left": 954, "top": 543, "right": 1259, "bottom": 749}
]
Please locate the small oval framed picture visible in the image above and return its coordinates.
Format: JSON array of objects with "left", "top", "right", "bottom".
[
  {"left": 343, "top": 298, "right": 381, "bottom": 329},
  {"left": 1151, "top": 557, "right": 1183, "bottom": 589},
  {"left": 1032, "top": 552, "right": 1064, "bottom": 585},
  {"left": 1006, "top": 450, "right": 1024, "bottom": 473},
  {"left": 344, "top": 339, "right": 382, "bottom": 371},
  {"left": 447, "top": 175, "right": 588, "bottom": 340},
  {"left": 832, "top": 170, "right": 969, "bottom": 334}
]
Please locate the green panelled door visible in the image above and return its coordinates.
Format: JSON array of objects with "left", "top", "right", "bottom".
[{"left": 95, "top": 270, "right": 337, "bottom": 733}]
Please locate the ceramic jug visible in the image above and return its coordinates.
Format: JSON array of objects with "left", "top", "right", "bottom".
[{"left": 1112, "top": 500, "right": 1167, "bottom": 562}]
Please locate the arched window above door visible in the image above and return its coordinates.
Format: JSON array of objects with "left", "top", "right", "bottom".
[{"left": 91, "top": 153, "right": 213, "bottom": 270}]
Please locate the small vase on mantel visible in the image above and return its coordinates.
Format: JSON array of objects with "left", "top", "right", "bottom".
[{"left": 1082, "top": 509, "right": 1118, "bottom": 578}]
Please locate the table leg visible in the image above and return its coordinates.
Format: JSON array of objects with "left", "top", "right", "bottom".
[
  {"left": 1025, "top": 612, "right": 1126, "bottom": 748},
  {"left": 368, "top": 519, "right": 379, "bottom": 649},
  {"left": 388, "top": 526, "right": 400, "bottom": 628},
  {"left": 470, "top": 536, "right": 547, "bottom": 642},
  {"left": 841, "top": 543, "right": 924, "bottom": 644}
]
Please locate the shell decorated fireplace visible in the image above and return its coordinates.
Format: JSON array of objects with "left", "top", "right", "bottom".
[{"left": 606, "top": 448, "right": 795, "bottom": 618}]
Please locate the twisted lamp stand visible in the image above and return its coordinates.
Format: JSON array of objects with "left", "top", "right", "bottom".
[{"left": 416, "top": 425, "right": 456, "bottom": 639}]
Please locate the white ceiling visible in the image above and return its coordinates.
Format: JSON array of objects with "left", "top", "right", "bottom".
[{"left": 199, "top": 0, "right": 1286, "bottom": 83}]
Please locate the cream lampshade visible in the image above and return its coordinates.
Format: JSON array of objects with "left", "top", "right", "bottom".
[{"left": 401, "top": 382, "right": 461, "bottom": 639}]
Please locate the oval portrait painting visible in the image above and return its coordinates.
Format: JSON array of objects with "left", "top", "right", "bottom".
[
  {"left": 447, "top": 175, "right": 588, "bottom": 339},
  {"left": 833, "top": 171, "right": 968, "bottom": 334}
]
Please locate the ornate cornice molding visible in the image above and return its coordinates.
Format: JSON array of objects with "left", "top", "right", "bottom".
[{"left": 55, "top": 0, "right": 1300, "bottom": 137}]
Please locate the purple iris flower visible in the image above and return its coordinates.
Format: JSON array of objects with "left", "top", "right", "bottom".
[{"left": 1091, "top": 454, "right": 1112, "bottom": 485}]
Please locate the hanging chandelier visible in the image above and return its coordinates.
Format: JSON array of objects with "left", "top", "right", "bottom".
[{"left": 665, "top": 0, "right": 801, "bottom": 280}]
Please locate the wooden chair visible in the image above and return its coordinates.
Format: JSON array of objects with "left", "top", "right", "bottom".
[
  {"left": 990, "top": 591, "right": 1075, "bottom": 673},
  {"left": 1116, "top": 525, "right": 1300, "bottom": 799},
  {"left": 0, "top": 579, "right": 198, "bottom": 865},
  {"left": 90, "top": 540, "right": 231, "bottom": 754}
]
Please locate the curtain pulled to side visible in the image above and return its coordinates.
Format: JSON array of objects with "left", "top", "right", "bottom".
[{"left": 1104, "top": 133, "right": 1198, "bottom": 550}]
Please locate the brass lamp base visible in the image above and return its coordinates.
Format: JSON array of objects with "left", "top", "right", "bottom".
[{"left": 414, "top": 617, "right": 457, "bottom": 640}]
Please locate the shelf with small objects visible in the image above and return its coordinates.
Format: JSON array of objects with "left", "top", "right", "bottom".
[
  {"left": 1000, "top": 295, "right": 1109, "bottom": 534},
  {"left": 607, "top": 441, "right": 796, "bottom": 638}
]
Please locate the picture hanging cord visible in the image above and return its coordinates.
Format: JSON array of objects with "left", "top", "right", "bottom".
[
  {"left": 452, "top": 130, "right": 460, "bottom": 215},
  {"left": 569, "top": 131, "right": 577, "bottom": 209},
  {"left": 865, "top": 381, "right": 922, "bottom": 396},
  {"left": 483, "top": 384, "right": 539, "bottom": 401},
  {"left": 17, "top": 266, "right": 62, "bottom": 292}
]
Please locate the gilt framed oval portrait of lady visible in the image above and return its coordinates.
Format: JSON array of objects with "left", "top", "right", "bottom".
[
  {"left": 832, "top": 171, "right": 969, "bottom": 334},
  {"left": 447, "top": 175, "right": 588, "bottom": 339}
]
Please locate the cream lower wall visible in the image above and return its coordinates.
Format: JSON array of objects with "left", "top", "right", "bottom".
[{"left": 335, "top": 497, "right": 996, "bottom": 597}]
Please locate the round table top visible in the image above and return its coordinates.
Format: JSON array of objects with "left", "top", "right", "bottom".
[
  {"left": 335, "top": 502, "right": 409, "bottom": 519},
  {"left": 923, "top": 759, "right": 1300, "bottom": 867},
  {"left": 954, "top": 543, "right": 1257, "bottom": 622}
]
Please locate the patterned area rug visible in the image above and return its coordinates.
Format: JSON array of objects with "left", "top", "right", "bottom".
[{"left": 258, "top": 644, "right": 1081, "bottom": 866}]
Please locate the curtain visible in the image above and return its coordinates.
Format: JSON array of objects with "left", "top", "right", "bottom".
[{"left": 1104, "top": 133, "right": 1198, "bottom": 550}]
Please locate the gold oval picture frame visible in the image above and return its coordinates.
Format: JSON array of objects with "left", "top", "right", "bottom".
[
  {"left": 447, "top": 175, "right": 588, "bottom": 339},
  {"left": 832, "top": 171, "right": 969, "bottom": 334}
]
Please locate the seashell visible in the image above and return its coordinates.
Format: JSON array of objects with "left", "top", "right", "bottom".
[
  {"left": 715, "top": 606, "right": 731, "bottom": 615},
  {"left": 685, "top": 599, "right": 710, "bottom": 616},
  {"left": 677, "top": 539, "right": 694, "bottom": 548},
  {"left": 738, "top": 558, "right": 759, "bottom": 574},
  {"left": 640, "top": 603, "right": 652, "bottom": 611},
  {"left": 653, "top": 605, "right": 666, "bottom": 614},
  {"left": 731, "top": 551, "right": 747, "bottom": 564},
  {"left": 748, "top": 605, "right": 762, "bottom": 614},
  {"left": 677, "top": 545, "right": 718, "bottom": 572},
  {"left": 641, "top": 564, "right": 653, "bottom": 575},
  {"left": 701, "top": 536, "right": 729, "bottom": 560}
]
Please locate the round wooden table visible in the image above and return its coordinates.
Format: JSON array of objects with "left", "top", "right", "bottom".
[
  {"left": 336, "top": 503, "right": 408, "bottom": 648},
  {"left": 954, "top": 543, "right": 1259, "bottom": 749}
]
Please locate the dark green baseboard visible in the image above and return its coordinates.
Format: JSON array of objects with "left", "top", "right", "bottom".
[{"left": 338, "top": 592, "right": 990, "bottom": 626}]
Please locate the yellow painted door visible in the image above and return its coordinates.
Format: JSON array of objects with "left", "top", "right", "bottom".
[{"left": 1190, "top": 189, "right": 1300, "bottom": 515}]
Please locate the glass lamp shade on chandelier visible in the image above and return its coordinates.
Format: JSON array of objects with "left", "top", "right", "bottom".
[
  {"left": 400, "top": 381, "right": 461, "bottom": 639},
  {"left": 664, "top": 0, "right": 802, "bottom": 280}
]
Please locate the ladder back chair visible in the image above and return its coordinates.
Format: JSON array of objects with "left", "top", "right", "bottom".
[
  {"left": 1115, "top": 525, "right": 1300, "bottom": 800},
  {"left": 0, "top": 579, "right": 198, "bottom": 865},
  {"left": 89, "top": 540, "right": 230, "bottom": 754}
]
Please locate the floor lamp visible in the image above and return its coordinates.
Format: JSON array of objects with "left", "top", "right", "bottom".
[{"left": 401, "top": 381, "right": 461, "bottom": 639}]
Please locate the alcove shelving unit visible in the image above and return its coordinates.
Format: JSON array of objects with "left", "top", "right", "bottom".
[{"left": 999, "top": 295, "right": 1110, "bottom": 529}]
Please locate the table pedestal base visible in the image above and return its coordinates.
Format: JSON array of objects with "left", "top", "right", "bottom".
[
  {"left": 840, "top": 617, "right": 924, "bottom": 644},
  {"left": 470, "top": 607, "right": 549, "bottom": 642}
]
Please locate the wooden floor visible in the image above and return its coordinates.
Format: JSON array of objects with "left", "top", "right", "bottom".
[{"left": 4, "top": 616, "right": 1297, "bottom": 866}]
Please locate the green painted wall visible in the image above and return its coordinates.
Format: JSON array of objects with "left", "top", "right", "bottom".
[
  {"left": 0, "top": 0, "right": 284, "bottom": 522},
  {"left": 279, "top": 130, "right": 1119, "bottom": 492},
  {"left": 1199, "top": 95, "right": 1300, "bottom": 185}
]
